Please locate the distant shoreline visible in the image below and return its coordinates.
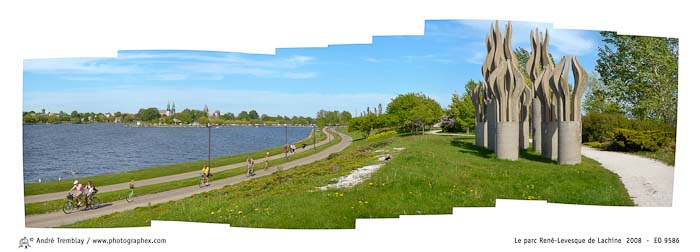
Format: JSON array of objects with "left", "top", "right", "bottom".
[{"left": 23, "top": 122, "right": 318, "bottom": 128}]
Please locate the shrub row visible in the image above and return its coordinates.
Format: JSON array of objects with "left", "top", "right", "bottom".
[
  {"left": 607, "top": 128, "right": 673, "bottom": 152},
  {"left": 367, "top": 130, "right": 398, "bottom": 141},
  {"left": 582, "top": 112, "right": 675, "bottom": 144}
]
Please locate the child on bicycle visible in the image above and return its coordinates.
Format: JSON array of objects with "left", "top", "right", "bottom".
[
  {"left": 85, "top": 180, "right": 96, "bottom": 207},
  {"left": 201, "top": 164, "right": 211, "bottom": 186}
]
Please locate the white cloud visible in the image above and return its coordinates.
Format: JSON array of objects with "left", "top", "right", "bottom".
[
  {"left": 549, "top": 29, "right": 597, "bottom": 55},
  {"left": 456, "top": 20, "right": 597, "bottom": 56},
  {"left": 24, "top": 58, "right": 139, "bottom": 74}
]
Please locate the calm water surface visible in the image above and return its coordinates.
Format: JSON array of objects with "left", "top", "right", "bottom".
[{"left": 23, "top": 124, "right": 311, "bottom": 182}]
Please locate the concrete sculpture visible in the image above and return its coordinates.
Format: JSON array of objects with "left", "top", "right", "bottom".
[
  {"left": 471, "top": 82, "right": 488, "bottom": 148},
  {"left": 528, "top": 29, "right": 558, "bottom": 160},
  {"left": 488, "top": 21, "right": 526, "bottom": 160},
  {"left": 519, "top": 83, "right": 532, "bottom": 150},
  {"left": 481, "top": 22, "right": 504, "bottom": 152},
  {"left": 549, "top": 56, "right": 588, "bottom": 164},
  {"left": 525, "top": 29, "right": 548, "bottom": 153}
]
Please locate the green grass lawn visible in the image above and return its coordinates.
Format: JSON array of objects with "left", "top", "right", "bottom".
[
  {"left": 26, "top": 130, "right": 340, "bottom": 216},
  {"left": 65, "top": 133, "right": 633, "bottom": 228},
  {"left": 24, "top": 128, "right": 327, "bottom": 196},
  {"left": 632, "top": 150, "right": 675, "bottom": 166}
]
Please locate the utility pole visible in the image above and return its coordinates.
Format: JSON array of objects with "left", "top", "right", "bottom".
[
  {"left": 284, "top": 124, "right": 288, "bottom": 160},
  {"left": 207, "top": 122, "right": 211, "bottom": 167}
]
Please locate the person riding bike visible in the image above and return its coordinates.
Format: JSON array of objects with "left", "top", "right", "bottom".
[
  {"left": 85, "top": 180, "right": 96, "bottom": 207},
  {"left": 68, "top": 180, "right": 85, "bottom": 207},
  {"left": 201, "top": 164, "right": 211, "bottom": 186}
]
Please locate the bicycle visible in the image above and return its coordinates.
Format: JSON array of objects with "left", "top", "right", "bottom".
[
  {"left": 126, "top": 188, "right": 135, "bottom": 202},
  {"left": 63, "top": 193, "right": 100, "bottom": 213},
  {"left": 199, "top": 173, "right": 212, "bottom": 188},
  {"left": 86, "top": 195, "right": 101, "bottom": 210},
  {"left": 63, "top": 194, "right": 79, "bottom": 214}
]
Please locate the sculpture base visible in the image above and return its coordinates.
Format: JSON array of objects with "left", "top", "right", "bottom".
[
  {"left": 495, "top": 122, "right": 519, "bottom": 160},
  {"left": 476, "top": 122, "right": 488, "bottom": 148},
  {"left": 558, "top": 121, "right": 582, "bottom": 165},
  {"left": 487, "top": 104, "right": 497, "bottom": 151},
  {"left": 542, "top": 121, "right": 558, "bottom": 161},
  {"left": 532, "top": 99, "right": 542, "bottom": 152},
  {"left": 519, "top": 119, "right": 530, "bottom": 150}
]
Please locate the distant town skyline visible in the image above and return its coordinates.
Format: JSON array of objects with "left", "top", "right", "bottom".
[{"left": 23, "top": 20, "right": 604, "bottom": 117}]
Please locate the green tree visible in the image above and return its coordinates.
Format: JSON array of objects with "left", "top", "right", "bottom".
[
  {"left": 596, "top": 31, "right": 678, "bottom": 125},
  {"left": 583, "top": 72, "right": 623, "bottom": 115},
  {"left": 238, "top": 111, "right": 249, "bottom": 121},
  {"left": 248, "top": 110, "right": 259, "bottom": 120},
  {"left": 386, "top": 92, "right": 443, "bottom": 133},
  {"left": 339, "top": 111, "right": 352, "bottom": 125},
  {"left": 137, "top": 107, "right": 161, "bottom": 122},
  {"left": 445, "top": 80, "right": 477, "bottom": 133}
]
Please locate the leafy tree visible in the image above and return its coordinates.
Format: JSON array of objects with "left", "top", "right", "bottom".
[
  {"left": 197, "top": 116, "right": 209, "bottom": 125},
  {"left": 386, "top": 92, "right": 443, "bottom": 133},
  {"left": 248, "top": 110, "right": 259, "bottom": 120},
  {"left": 445, "top": 80, "right": 477, "bottom": 133},
  {"left": 339, "top": 111, "right": 352, "bottom": 125},
  {"left": 137, "top": 107, "right": 161, "bottom": 122},
  {"left": 237, "top": 111, "right": 249, "bottom": 121},
  {"left": 596, "top": 31, "right": 678, "bottom": 125},
  {"left": 583, "top": 72, "right": 623, "bottom": 115}
]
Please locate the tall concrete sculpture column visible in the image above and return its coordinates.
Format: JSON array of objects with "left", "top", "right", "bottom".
[
  {"left": 471, "top": 83, "right": 488, "bottom": 148},
  {"left": 539, "top": 64, "right": 559, "bottom": 161},
  {"left": 529, "top": 29, "right": 558, "bottom": 160},
  {"left": 519, "top": 85, "right": 532, "bottom": 150},
  {"left": 525, "top": 29, "right": 550, "bottom": 153},
  {"left": 490, "top": 21, "right": 526, "bottom": 160},
  {"left": 550, "top": 56, "right": 588, "bottom": 164},
  {"left": 482, "top": 22, "right": 503, "bottom": 152}
]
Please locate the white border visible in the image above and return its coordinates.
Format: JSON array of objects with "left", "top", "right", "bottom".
[{"left": 2, "top": 0, "right": 697, "bottom": 251}]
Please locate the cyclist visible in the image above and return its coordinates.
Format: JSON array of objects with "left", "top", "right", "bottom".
[
  {"left": 85, "top": 180, "right": 96, "bottom": 207},
  {"left": 201, "top": 164, "right": 211, "bottom": 186},
  {"left": 246, "top": 157, "right": 255, "bottom": 177},
  {"left": 68, "top": 180, "right": 85, "bottom": 207}
]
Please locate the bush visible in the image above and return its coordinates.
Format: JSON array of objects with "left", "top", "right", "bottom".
[
  {"left": 585, "top": 141, "right": 602, "bottom": 148},
  {"left": 367, "top": 130, "right": 398, "bottom": 141},
  {"left": 582, "top": 112, "right": 676, "bottom": 143},
  {"left": 607, "top": 128, "right": 671, "bottom": 152}
]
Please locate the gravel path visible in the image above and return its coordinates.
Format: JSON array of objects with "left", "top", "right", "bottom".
[
  {"left": 24, "top": 128, "right": 334, "bottom": 204},
  {"left": 581, "top": 146, "right": 674, "bottom": 207},
  {"left": 25, "top": 128, "right": 353, "bottom": 227}
]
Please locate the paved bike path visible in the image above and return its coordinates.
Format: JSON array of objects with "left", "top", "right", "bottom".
[
  {"left": 25, "top": 128, "right": 333, "bottom": 204},
  {"left": 26, "top": 128, "right": 352, "bottom": 227}
]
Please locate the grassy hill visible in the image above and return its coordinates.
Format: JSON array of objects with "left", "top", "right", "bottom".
[{"left": 66, "top": 132, "right": 633, "bottom": 228}]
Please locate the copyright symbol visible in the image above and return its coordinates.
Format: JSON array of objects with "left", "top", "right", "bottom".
[{"left": 30, "top": 238, "right": 34, "bottom": 242}]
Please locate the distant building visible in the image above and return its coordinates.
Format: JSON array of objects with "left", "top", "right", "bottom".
[
  {"left": 213, "top": 110, "right": 221, "bottom": 118},
  {"left": 203, "top": 104, "right": 209, "bottom": 116},
  {"left": 159, "top": 101, "right": 177, "bottom": 117}
]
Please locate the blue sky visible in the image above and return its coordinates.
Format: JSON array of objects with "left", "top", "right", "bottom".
[{"left": 23, "top": 20, "right": 603, "bottom": 117}]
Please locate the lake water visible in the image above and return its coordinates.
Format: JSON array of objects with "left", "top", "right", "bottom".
[{"left": 23, "top": 124, "right": 311, "bottom": 182}]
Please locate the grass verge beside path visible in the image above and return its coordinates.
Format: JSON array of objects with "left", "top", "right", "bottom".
[
  {"left": 66, "top": 133, "right": 632, "bottom": 228},
  {"left": 335, "top": 127, "right": 366, "bottom": 141},
  {"left": 24, "top": 128, "right": 327, "bottom": 196},
  {"left": 25, "top": 130, "right": 340, "bottom": 216},
  {"left": 632, "top": 150, "right": 675, "bottom": 166}
]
